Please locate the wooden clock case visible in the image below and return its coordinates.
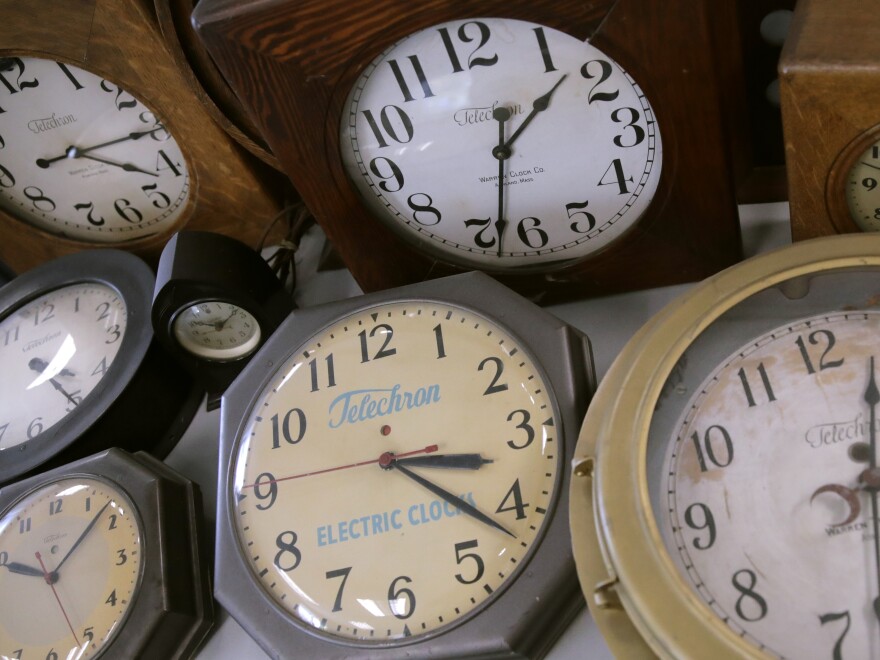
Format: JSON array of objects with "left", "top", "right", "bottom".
[
  {"left": 780, "top": 0, "right": 880, "bottom": 241},
  {"left": 0, "top": 0, "right": 286, "bottom": 274},
  {"left": 193, "top": 0, "right": 744, "bottom": 303}
]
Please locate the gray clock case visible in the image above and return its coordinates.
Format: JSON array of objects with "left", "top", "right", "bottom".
[{"left": 216, "top": 271, "right": 596, "bottom": 659}]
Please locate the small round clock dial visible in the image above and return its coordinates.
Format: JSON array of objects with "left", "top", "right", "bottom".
[
  {"left": 845, "top": 139, "right": 880, "bottom": 231},
  {"left": 658, "top": 310, "right": 880, "bottom": 657},
  {"left": 230, "top": 300, "right": 560, "bottom": 643},
  {"left": 172, "top": 301, "right": 261, "bottom": 361},
  {"left": 0, "top": 282, "right": 127, "bottom": 451},
  {"left": 0, "top": 476, "right": 142, "bottom": 659},
  {"left": 340, "top": 17, "right": 662, "bottom": 271},
  {"left": 0, "top": 56, "right": 191, "bottom": 242}
]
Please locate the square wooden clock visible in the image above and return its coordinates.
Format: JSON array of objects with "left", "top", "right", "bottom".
[
  {"left": 193, "top": 0, "right": 744, "bottom": 302},
  {"left": 780, "top": 0, "right": 880, "bottom": 240}
]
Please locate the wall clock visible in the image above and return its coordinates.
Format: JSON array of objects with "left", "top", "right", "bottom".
[
  {"left": 153, "top": 0, "right": 281, "bottom": 170},
  {"left": 0, "top": 447, "right": 213, "bottom": 659},
  {"left": 192, "top": 0, "right": 743, "bottom": 302},
  {"left": 215, "top": 271, "right": 594, "bottom": 657},
  {"left": 780, "top": 0, "right": 880, "bottom": 241},
  {"left": 152, "top": 231, "right": 294, "bottom": 409},
  {"left": 0, "top": 249, "right": 199, "bottom": 486},
  {"left": 0, "top": 0, "right": 285, "bottom": 274},
  {"left": 569, "top": 233, "right": 880, "bottom": 658}
]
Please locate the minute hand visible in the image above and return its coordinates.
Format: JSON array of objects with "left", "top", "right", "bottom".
[
  {"left": 389, "top": 461, "right": 515, "bottom": 538},
  {"left": 503, "top": 74, "right": 568, "bottom": 151}
]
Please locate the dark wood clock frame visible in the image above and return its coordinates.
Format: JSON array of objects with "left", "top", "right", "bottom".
[{"left": 194, "top": 0, "right": 744, "bottom": 303}]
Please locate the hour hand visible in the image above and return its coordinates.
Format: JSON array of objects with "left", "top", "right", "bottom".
[
  {"left": 2, "top": 560, "right": 46, "bottom": 578},
  {"left": 394, "top": 453, "right": 493, "bottom": 470}
]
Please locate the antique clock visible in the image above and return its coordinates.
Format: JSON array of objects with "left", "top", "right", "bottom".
[
  {"left": 0, "top": 0, "right": 284, "bottom": 273},
  {"left": 570, "top": 233, "right": 880, "bottom": 657},
  {"left": 152, "top": 231, "right": 294, "bottom": 408},
  {"left": 780, "top": 0, "right": 880, "bottom": 240},
  {"left": 215, "top": 272, "right": 594, "bottom": 657},
  {"left": 0, "top": 448, "right": 213, "bottom": 659},
  {"left": 193, "top": 0, "right": 743, "bottom": 302},
  {"left": 0, "top": 250, "right": 198, "bottom": 486}
]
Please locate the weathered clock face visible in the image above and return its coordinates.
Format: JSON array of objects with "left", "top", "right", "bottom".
[
  {"left": 655, "top": 306, "right": 880, "bottom": 657},
  {"left": 0, "top": 282, "right": 127, "bottom": 451},
  {"left": 229, "top": 300, "right": 561, "bottom": 643},
  {"left": 0, "top": 56, "right": 190, "bottom": 242},
  {"left": 0, "top": 476, "right": 142, "bottom": 659},
  {"left": 339, "top": 17, "right": 662, "bottom": 271}
]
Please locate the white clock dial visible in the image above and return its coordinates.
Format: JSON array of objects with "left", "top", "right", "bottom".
[
  {"left": 0, "top": 282, "right": 127, "bottom": 450},
  {"left": 340, "top": 18, "right": 662, "bottom": 270},
  {"left": 0, "top": 476, "right": 142, "bottom": 659},
  {"left": 660, "top": 311, "right": 880, "bottom": 658},
  {"left": 230, "top": 301, "right": 560, "bottom": 643},
  {"left": 0, "top": 56, "right": 190, "bottom": 242},
  {"left": 172, "top": 301, "right": 261, "bottom": 361},
  {"left": 846, "top": 139, "right": 880, "bottom": 231}
]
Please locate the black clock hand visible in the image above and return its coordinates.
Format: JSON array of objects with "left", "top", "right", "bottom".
[
  {"left": 28, "top": 358, "right": 79, "bottom": 407},
  {"left": 864, "top": 356, "right": 880, "bottom": 623},
  {"left": 2, "top": 560, "right": 46, "bottom": 578},
  {"left": 78, "top": 153, "right": 158, "bottom": 177},
  {"left": 393, "top": 453, "right": 493, "bottom": 470},
  {"left": 503, "top": 74, "right": 567, "bottom": 153},
  {"left": 35, "top": 127, "right": 163, "bottom": 168},
  {"left": 54, "top": 500, "right": 113, "bottom": 574},
  {"left": 491, "top": 106, "right": 511, "bottom": 257},
  {"left": 386, "top": 459, "right": 515, "bottom": 538},
  {"left": 28, "top": 357, "right": 75, "bottom": 378}
]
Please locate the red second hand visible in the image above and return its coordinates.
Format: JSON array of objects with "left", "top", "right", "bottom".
[
  {"left": 35, "top": 551, "right": 81, "bottom": 647},
  {"left": 241, "top": 444, "right": 439, "bottom": 489}
]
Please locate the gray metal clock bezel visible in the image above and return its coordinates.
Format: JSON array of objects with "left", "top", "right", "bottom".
[{"left": 216, "top": 271, "right": 595, "bottom": 659}]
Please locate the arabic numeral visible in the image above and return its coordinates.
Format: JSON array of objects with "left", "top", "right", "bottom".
[
  {"left": 516, "top": 216, "right": 548, "bottom": 248},
  {"left": 0, "top": 163, "right": 14, "bottom": 187},
  {"left": 274, "top": 531, "right": 302, "bottom": 572},
  {"left": 271, "top": 408, "right": 307, "bottom": 449},
  {"left": 368, "top": 157, "right": 404, "bottom": 192},
  {"left": 24, "top": 186, "right": 55, "bottom": 212},
  {"left": 100, "top": 80, "right": 137, "bottom": 110},
  {"left": 387, "top": 56, "right": 434, "bottom": 102},
  {"left": 796, "top": 329, "right": 844, "bottom": 375},
  {"left": 683, "top": 503, "right": 716, "bottom": 550},
  {"left": 361, "top": 106, "right": 414, "bottom": 148},
  {"left": 610, "top": 107, "right": 645, "bottom": 147},
  {"left": 408, "top": 193, "right": 442, "bottom": 226},
  {"left": 819, "top": 610, "right": 850, "bottom": 660},
  {"left": 580, "top": 59, "right": 619, "bottom": 104},
  {"left": 74, "top": 201, "right": 105, "bottom": 226},
  {"left": 690, "top": 425, "right": 733, "bottom": 472},
  {"left": 388, "top": 576, "right": 416, "bottom": 619},
  {"left": 731, "top": 569, "right": 767, "bottom": 622},
  {"left": 114, "top": 199, "right": 143, "bottom": 223},
  {"left": 437, "top": 21, "right": 498, "bottom": 73}
]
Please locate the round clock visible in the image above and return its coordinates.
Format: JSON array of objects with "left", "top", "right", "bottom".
[
  {"left": 152, "top": 231, "right": 294, "bottom": 407},
  {"left": 216, "top": 271, "right": 594, "bottom": 657},
  {"left": 570, "top": 233, "right": 880, "bottom": 658},
  {"left": 825, "top": 125, "right": 880, "bottom": 233},
  {"left": 0, "top": 249, "right": 198, "bottom": 486},
  {"left": 0, "top": 55, "right": 191, "bottom": 242},
  {"left": 339, "top": 17, "right": 662, "bottom": 271},
  {"left": 0, "top": 448, "right": 213, "bottom": 659}
]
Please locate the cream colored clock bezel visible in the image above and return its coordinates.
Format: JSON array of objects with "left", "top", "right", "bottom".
[{"left": 570, "top": 233, "right": 880, "bottom": 658}]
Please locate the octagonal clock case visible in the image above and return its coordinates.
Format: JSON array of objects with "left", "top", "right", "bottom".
[
  {"left": 0, "top": 249, "right": 199, "bottom": 486},
  {"left": 0, "top": 448, "right": 213, "bottom": 659},
  {"left": 215, "top": 271, "right": 595, "bottom": 658}
]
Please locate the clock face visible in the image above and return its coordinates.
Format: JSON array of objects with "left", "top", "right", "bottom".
[
  {"left": 172, "top": 300, "right": 261, "bottom": 361},
  {"left": 845, "top": 139, "right": 880, "bottom": 231},
  {"left": 339, "top": 18, "right": 662, "bottom": 271},
  {"left": 656, "top": 309, "right": 880, "bottom": 657},
  {"left": 229, "top": 300, "right": 560, "bottom": 643},
  {"left": 0, "top": 56, "right": 191, "bottom": 242},
  {"left": 0, "top": 282, "right": 127, "bottom": 450},
  {"left": 0, "top": 476, "right": 142, "bottom": 659}
]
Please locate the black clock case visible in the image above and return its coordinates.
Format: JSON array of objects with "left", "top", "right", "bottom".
[
  {"left": 0, "top": 448, "right": 214, "bottom": 659},
  {"left": 152, "top": 231, "right": 294, "bottom": 408},
  {"left": 0, "top": 250, "right": 199, "bottom": 486},
  {"left": 215, "top": 271, "right": 596, "bottom": 659}
]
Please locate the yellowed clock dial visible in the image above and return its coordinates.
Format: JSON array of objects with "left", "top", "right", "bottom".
[
  {"left": 230, "top": 300, "right": 560, "bottom": 643},
  {"left": 0, "top": 477, "right": 142, "bottom": 659}
]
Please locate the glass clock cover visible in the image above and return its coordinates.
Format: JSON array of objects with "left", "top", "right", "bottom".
[
  {"left": 340, "top": 17, "right": 662, "bottom": 270},
  {"left": 230, "top": 300, "right": 561, "bottom": 643},
  {"left": 0, "top": 56, "right": 190, "bottom": 242},
  {"left": 0, "top": 282, "right": 127, "bottom": 451},
  {"left": 0, "top": 476, "right": 142, "bottom": 659}
]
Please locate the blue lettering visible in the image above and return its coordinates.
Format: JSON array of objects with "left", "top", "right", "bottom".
[{"left": 327, "top": 384, "right": 441, "bottom": 428}]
